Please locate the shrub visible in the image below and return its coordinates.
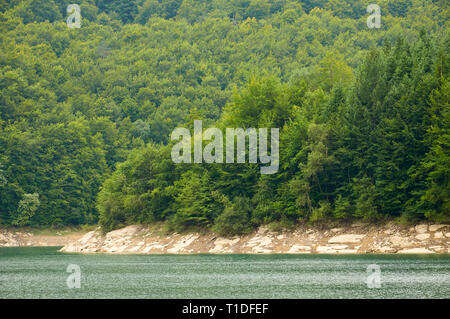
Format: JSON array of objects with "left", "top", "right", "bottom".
[
  {"left": 333, "top": 195, "right": 353, "bottom": 220},
  {"left": 213, "top": 197, "right": 253, "bottom": 236},
  {"left": 309, "top": 200, "right": 332, "bottom": 223},
  {"left": 12, "top": 193, "right": 40, "bottom": 226}
]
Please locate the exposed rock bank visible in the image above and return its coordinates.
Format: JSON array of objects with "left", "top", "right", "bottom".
[
  {"left": 0, "top": 229, "right": 84, "bottom": 247},
  {"left": 58, "top": 223, "right": 450, "bottom": 254}
]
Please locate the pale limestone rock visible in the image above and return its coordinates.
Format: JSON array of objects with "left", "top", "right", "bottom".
[
  {"left": 209, "top": 246, "right": 233, "bottom": 253},
  {"left": 329, "top": 244, "right": 348, "bottom": 250},
  {"left": 429, "top": 224, "right": 447, "bottom": 232},
  {"left": 128, "top": 243, "right": 144, "bottom": 252},
  {"left": 415, "top": 233, "right": 430, "bottom": 241},
  {"left": 317, "top": 245, "right": 356, "bottom": 254},
  {"left": 214, "top": 238, "right": 240, "bottom": 246},
  {"left": 244, "top": 235, "right": 259, "bottom": 247},
  {"left": 167, "top": 234, "right": 199, "bottom": 253},
  {"left": 105, "top": 225, "right": 142, "bottom": 241},
  {"left": 83, "top": 247, "right": 96, "bottom": 253},
  {"left": 116, "top": 245, "right": 129, "bottom": 253},
  {"left": 434, "top": 232, "right": 444, "bottom": 239},
  {"left": 104, "top": 246, "right": 117, "bottom": 253},
  {"left": 378, "top": 247, "right": 396, "bottom": 253},
  {"left": 308, "top": 234, "right": 317, "bottom": 240},
  {"left": 252, "top": 247, "right": 272, "bottom": 253},
  {"left": 389, "top": 235, "right": 411, "bottom": 248},
  {"left": 415, "top": 224, "right": 428, "bottom": 234},
  {"left": 316, "top": 246, "right": 336, "bottom": 253},
  {"left": 0, "top": 231, "right": 21, "bottom": 246},
  {"left": 209, "top": 237, "right": 239, "bottom": 253},
  {"left": 59, "top": 243, "right": 79, "bottom": 253},
  {"left": 244, "top": 235, "right": 272, "bottom": 248},
  {"left": 336, "top": 249, "right": 358, "bottom": 254},
  {"left": 142, "top": 244, "right": 167, "bottom": 253},
  {"left": 259, "top": 236, "right": 273, "bottom": 246},
  {"left": 287, "top": 245, "right": 311, "bottom": 253},
  {"left": 79, "top": 230, "right": 98, "bottom": 245},
  {"left": 328, "top": 234, "right": 365, "bottom": 244},
  {"left": 398, "top": 248, "right": 434, "bottom": 254},
  {"left": 146, "top": 241, "right": 166, "bottom": 250},
  {"left": 141, "top": 246, "right": 151, "bottom": 253},
  {"left": 56, "top": 223, "right": 450, "bottom": 255},
  {"left": 257, "top": 226, "right": 269, "bottom": 234}
]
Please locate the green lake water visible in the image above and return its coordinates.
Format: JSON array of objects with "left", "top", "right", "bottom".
[{"left": 0, "top": 247, "right": 449, "bottom": 298}]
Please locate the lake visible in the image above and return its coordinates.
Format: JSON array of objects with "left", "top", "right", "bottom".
[{"left": 0, "top": 247, "right": 449, "bottom": 298}]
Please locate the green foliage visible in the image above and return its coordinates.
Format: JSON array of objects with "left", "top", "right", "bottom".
[
  {"left": 333, "top": 195, "right": 352, "bottom": 220},
  {"left": 13, "top": 0, "right": 62, "bottom": 24},
  {"left": 213, "top": 197, "right": 253, "bottom": 236},
  {"left": 166, "top": 169, "right": 222, "bottom": 232},
  {"left": 221, "top": 77, "right": 294, "bottom": 129},
  {"left": 309, "top": 200, "right": 332, "bottom": 223},
  {"left": 413, "top": 78, "right": 450, "bottom": 222},
  {"left": 0, "top": 159, "right": 6, "bottom": 187},
  {"left": 12, "top": 193, "right": 40, "bottom": 226},
  {"left": 0, "top": 1, "right": 448, "bottom": 234},
  {"left": 97, "top": 144, "right": 176, "bottom": 232},
  {"left": 352, "top": 177, "right": 381, "bottom": 221}
]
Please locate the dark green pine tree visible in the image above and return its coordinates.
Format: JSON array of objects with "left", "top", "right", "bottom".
[
  {"left": 412, "top": 77, "right": 450, "bottom": 222},
  {"left": 96, "top": 0, "right": 138, "bottom": 23}
]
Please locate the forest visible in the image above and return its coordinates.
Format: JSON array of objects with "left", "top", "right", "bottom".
[{"left": 0, "top": 0, "right": 448, "bottom": 235}]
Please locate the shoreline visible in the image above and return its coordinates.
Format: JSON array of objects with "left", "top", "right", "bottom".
[
  {"left": 3, "top": 222, "right": 448, "bottom": 254},
  {"left": 0, "top": 228, "right": 85, "bottom": 248}
]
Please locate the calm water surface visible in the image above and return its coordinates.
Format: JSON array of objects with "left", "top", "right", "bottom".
[{"left": 0, "top": 247, "right": 449, "bottom": 298}]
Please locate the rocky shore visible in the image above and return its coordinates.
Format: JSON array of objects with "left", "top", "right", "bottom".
[
  {"left": 2, "top": 223, "right": 448, "bottom": 254},
  {"left": 0, "top": 230, "right": 83, "bottom": 247},
  {"left": 54, "top": 222, "right": 450, "bottom": 254}
]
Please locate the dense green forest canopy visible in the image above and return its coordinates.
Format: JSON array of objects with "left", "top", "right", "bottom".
[{"left": 0, "top": 0, "right": 448, "bottom": 234}]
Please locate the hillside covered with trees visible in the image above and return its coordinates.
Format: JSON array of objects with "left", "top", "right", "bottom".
[{"left": 0, "top": 0, "right": 448, "bottom": 235}]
